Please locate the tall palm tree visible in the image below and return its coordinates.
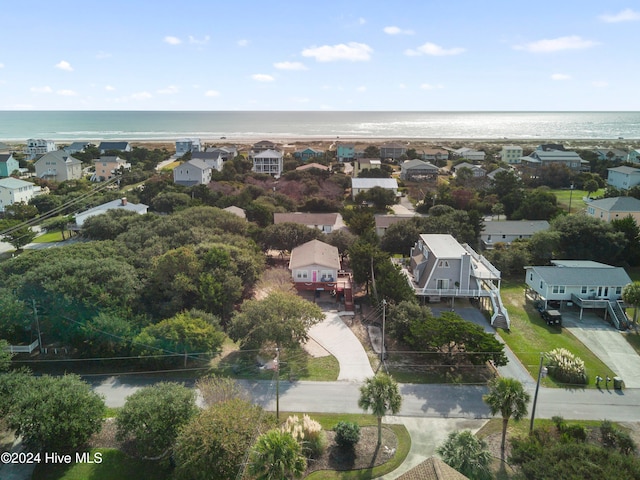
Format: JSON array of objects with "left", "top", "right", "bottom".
[
  {"left": 358, "top": 372, "right": 402, "bottom": 445},
  {"left": 622, "top": 282, "right": 640, "bottom": 330},
  {"left": 483, "top": 377, "right": 530, "bottom": 461},
  {"left": 437, "top": 430, "right": 492, "bottom": 480},
  {"left": 248, "top": 429, "right": 306, "bottom": 480}
]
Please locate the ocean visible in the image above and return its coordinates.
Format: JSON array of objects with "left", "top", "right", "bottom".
[{"left": 0, "top": 111, "right": 639, "bottom": 143}]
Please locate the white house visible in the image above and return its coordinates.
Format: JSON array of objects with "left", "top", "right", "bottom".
[
  {"left": 34, "top": 151, "right": 83, "bottom": 182},
  {"left": 251, "top": 149, "right": 283, "bottom": 177},
  {"left": 0, "top": 178, "right": 41, "bottom": 211},
  {"left": 455, "top": 148, "right": 485, "bottom": 161},
  {"left": 75, "top": 197, "right": 148, "bottom": 227},
  {"left": 24, "top": 139, "right": 56, "bottom": 160},
  {"left": 274, "top": 212, "right": 344, "bottom": 233},
  {"left": 351, "top": 178, "right": 398, "bottom": 200},
  {"left": 453, "top": 162, "right": 486, "bottom": 177},
  {"left": 607, "top": 166, "right": 640, "bottom": 191},
  {"left": 173, "top": 159, "right": 212, "bottom": 186},
  {"left": 481, "top": 220, "right": 550, "bottom": 249},
  {"left": 627, "top": 148, "right": 640, "bottom": 164},
  {"left": 500, "top": 145, "right": 523, "bottom": 165},
  {"left": 192, "top": 151, "right": 225, "bottom": 172},
  {"left": 524, "top": 260, "right": 632, "bottom": 329}
]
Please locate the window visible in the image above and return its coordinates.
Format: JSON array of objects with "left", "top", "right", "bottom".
[
  {"left": 296, "top": 270, "right": 308, "bottom": 280},
  {"left": 529, "top": 273, "right": 533, "bottom": 281},
  {"left": 552, "top": 286, "right": 565, "bottom": 294},
  {"left": 438, "top": 260, "right": 450, "bottom": 268},
  {"left": 616, "top": 287, "right": 622, "bottom": 295},
  {"left": 581, "top": 286, "right": 588, "bottom": 294}
]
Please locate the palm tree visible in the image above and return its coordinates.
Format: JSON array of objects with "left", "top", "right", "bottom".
[
  {"left": 483, "top": 377, "right": 530, "bottom": 461},
  {"left": 248, "top": 429, "right": 306, "bottom": 480},
  {"left": 358, "top": 372, "right": 402, "bottom": 445},
  {"left": 622, "top": 282, "right": 640, "bottom": 331},
  {"left": 437, "top": 430, "right": 492, "bottom": 480}
]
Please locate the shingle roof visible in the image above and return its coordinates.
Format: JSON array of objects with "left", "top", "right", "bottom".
[
  {"left": 0, "top": 154, "right": 12, "bottom": 163},
  {"left": 608, "top": 166, "right": 640, "bottom": 175},
  {"left": 274, "top": 212, "right": 338, "bottom": 226},
  {"left": 396, "top": 457, "right": 469, "bottom": 480},
  {"left": 483, "top": 220, "right": 549, "bottom": 236},
  {"left": 289, "top": 239, "right": 340, "bottom": 270},
  {"left": 351, "top": 178, "right": 398, "bottom": 189},
  {"left": 588, "top": 196, "right": 640, "bottom": 212},
  {"left": 402, "top": 159, "right": 438, "bottom": 171},
  {"left": 526, "top": 265, "right": 631, "bottom": 286}
]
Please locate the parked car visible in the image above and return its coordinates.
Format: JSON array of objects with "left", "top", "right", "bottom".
[{"left": 541, "top": 309, "right": 562, "bottom": 326}]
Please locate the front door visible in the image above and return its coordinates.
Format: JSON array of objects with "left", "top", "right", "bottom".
[{"left": 436, "top": 279, "right": 449, "bottom": 290}]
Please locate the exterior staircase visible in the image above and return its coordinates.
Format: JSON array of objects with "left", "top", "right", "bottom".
[
  {"left": 489, "top": 290, "right": 510, "bottom": 330},
  {"left": 608, "top": 300, "right": 629, "bottom": 330}
]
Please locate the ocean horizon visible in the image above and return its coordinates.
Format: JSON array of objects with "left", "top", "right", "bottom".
[{"left": 0, "top": 110, "right": 639, "bottom": 143}]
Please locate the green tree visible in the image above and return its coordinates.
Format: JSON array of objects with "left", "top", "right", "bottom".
[
  {"left": 42, "top": 215, "right": 73, "bottom": 240},
  {"left": 0, "top": 288, "right": 29, "bottom": 343},
  {"left": 612, "top": 216, "right": 640, "bottom": 267},
  {"left": 260, "top": 222, "right": 323, "bottom": 254},
  {"left": 584, "top": 179, "right": 599, "bottom": 198},
  {"left": 513, "top": 188, "right": 561, "bottom": 221},
  {"left": 1, "top": 224, "right": 36, "bottom": 251},
  {"left": 363, "top": 145, "right": 380, "bottom": 158},
  {"left": 355, "top": 186, "right": 397, "bottom": 211},
  {"left": 195, "top": 374, "right": 249, "bottom": 406},
  {"left": 248, "top": 429, "right": 307, "bottom": 480},
  {"left": 380, "top": 218, "right": 421, "bottom": 256},
  {"left": 116, "top": 382, "right": 198, "bottom": 458},
  {"left": 5, "top": 374, "right": 105, "bottom": 452},
  {"left": 622, "top": 282, "right": 640, "bottom": 330},
  {"left": 229, "top": 291, "right": 324, "bottom": 350},
  {"left": 483, "top": 377, "right": 530, "bottom": 461},
  {"left": 436, "top": 430, "right": 492, "bottom": 480},
  {"left": 80, "top": 310, "right": 135, "bottom": 357},
  {"left": 173, "top": 399, "right": 276, "bottom": 480},
  {"left": 358, "top": 372, "right": 402, "bottom": 445},
  {"left": 0, "top": 340, "right": 12, "bottom": 372},
  {"left": 3, "top": 202, "right": 39, "bottom": 221}
]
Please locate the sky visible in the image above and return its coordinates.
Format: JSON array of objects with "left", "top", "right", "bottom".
[{"left": 1, "top": 0, "right": 639, "bottom": 111}]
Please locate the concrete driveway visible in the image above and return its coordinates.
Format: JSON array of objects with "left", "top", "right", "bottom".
[
  {"left": 562, "top": 310, "right": 640, "bottom": 388},
  {"left": 307, "top": 308, "right": 375, "bottom": 381}
]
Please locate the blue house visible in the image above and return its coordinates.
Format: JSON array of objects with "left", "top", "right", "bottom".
[
  {"left": 337, "top": 143, "right": 355, "bottom": 162},
  {"left": 0, "top": 154, "right": 19, "bottom": 178},
  {"left": 293, "top": 147, "right": 324, "bottom": 162}
]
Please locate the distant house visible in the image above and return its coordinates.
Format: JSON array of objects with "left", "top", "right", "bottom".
[
  {"left": 337, "top": 143, "right": 355, "bottom": 162},
  {"left": 351, "top": 178, "right": 398, "bottom": 200},
  {"left": 487, "top": 167, "right": 508, "bottom": 181},
  {"left": 75, "top": 197, "right": 148, "bottom": 227},
  {"left": 607, "top": 166, "right": 640, "bottom": 190},
  {"left": 374, "top": 214, "right": 414, "bottom": 237},
  {"left": 289, "top": 239, "right": 353, "bottom": 310},
  {"left": 481, "top": 220, "right": 550, "bottom": 249},
  {"left": 205, "top": 146, "right": 238, "bottom": 161},
  {"left": 274, "top": 212, "right": 344, "bottom": 233},
  {"left": 92, "top": 156, "right": 131, "bottom": 181},
  {"left": 295, "top": 162, "right": 329, "bottom": 172},
  {"left": 420, "top": 148, "right": 449, "bottom": 163},
  {"left": 627, "top": 148, "right": 640, "bottom": 164},
  {"left": 192, "top": 151, "right": 225, "bottom": 171},
  {"left": 400, "top": 159, "right": 438, "bottom": 181},
  {"left": 293, "top": 147, "right": 324, "bottom": 162},
  {"left": 454, "top": 147, "right": 485, "bottom": 161},
  {"left": 501, "top": 145, "right": 523, "bottom": 165},
  {"left": 251, "top": 149, "right": 283, "bottom": 177},
  {"left": 453, "top": 162, "right": 485, "bottom": 177},
  {"left": 0, "top": 154, "right": 19, "bottom": 177},
  {"left": 252, "top": 140, "right": 279, "bottom": 154},
  {"left": 34, "top": 151, "right": 83, "bottom": 182},
  {"left": 223, "top": 206, "right": 246, "bottom": 219},
  {"left": 0, "top": 178, "right": 41, "bottom": 211},
  {"left": 586, "top": 196, "right": 640, "bottom": 223},
  {"left": 524, "top": 260, "right": 631, "bottom": 329},
  {"left": 98, "top": 141, "right": 131, "bottom": 154},
  {"left": 594, "top": 148, "right": 626, "bottom": 162},
  {"left": 24, "top": 139, "right": 56, "bottom": 160},
  {"left": 173, "top": 159, "right": 212, "bottom": 186},
  {"left": 519, "top": 149, "right": 587, "bottom": 173},
  {"left": 380, "top": 142, "right": 406, "bottom": 160},
  {"left": 63, "top": 142, "right": 91, "bottom": 154},
  {"left": 175, "top": 138, "right": 201, "bottom": 156},
  {"left": 409, "top": 233, "right": 508, "bottom": 328},
  {"left": 353, "top": 158, "right": 382, "bottom": 177}
]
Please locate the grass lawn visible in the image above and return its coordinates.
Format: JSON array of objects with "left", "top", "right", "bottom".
[
  {"left": 499, "top": 279, "right": 616, "bottom": 387},
  {"left": 623, "top": 331, "right": 640, "bottom": 356},
  {"left": 31, "top": 448, "right": 172, "bottom": 480},
  {"left": 31, "top": 231, "right": 66, "bottom": 243},
  {"left": 550, "top": 187, "right": 605, "bottom": 212}
]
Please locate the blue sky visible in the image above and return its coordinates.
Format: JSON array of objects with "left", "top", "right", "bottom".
[{"left": 1, "top": 0, "right": 639, "bottom": 111}]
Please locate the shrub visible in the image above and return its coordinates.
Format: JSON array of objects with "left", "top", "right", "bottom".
[
  {"left": 333, "top": 421, "right": 361, "bottom": 449},
  {"left": 544, "top": 348, "right": 587, "bottom": 385},
  {"left": 282, "top": 414, "right": 327, "bottom": 458},
  {"left": 600, "top": 420, "right": 638, "bottom": 455}
]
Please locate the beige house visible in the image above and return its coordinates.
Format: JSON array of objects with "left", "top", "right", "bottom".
[
  {"left": 586, "top": 196, "right": 640, "bottom": 224},
  {"left": 92, "top": 156, "right": 131, "bottom": 181},
  {"left": 353, "top": 158, "right": 381, "bottom": 177},
  {"left": 34, "top": 150, "right": 83, "bottom": 182}
]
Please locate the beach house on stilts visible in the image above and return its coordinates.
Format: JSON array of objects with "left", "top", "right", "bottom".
[{"left": 407, "top": 234, "right": 509, "bottom": 329}]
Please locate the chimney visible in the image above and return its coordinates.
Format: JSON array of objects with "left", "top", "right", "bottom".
[{"left": 121, "top": 197, "right": 127, "bottom": 206}]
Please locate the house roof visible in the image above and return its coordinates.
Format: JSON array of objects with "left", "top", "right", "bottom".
[
  {"left": 76, "top": 198, "right": 148, "bottom": 222},
  {"left": 396, "top": 457, "right": 469, "bottom": 480},
  {"left": 296, "top": 163, "right": 329, "bottom": 171},
  {"left": 289, "top": 239, "right": 340, "bottom": 270},
  {"left": 375, "top": 214, "right": 415, "bottom": 229},
  {"left": 608, "top": 166, "right": 640, "bottom": 175},
  {"left": 95, "top": 156, "right": 126, "bottom": 164},
  {"left": 274, "top": 212, "right": 338, "bottom": 226},
  {"left": 453, "top": 162, "right": 483, "bottom": 171},
  {"left": 98, "top": 141, "right": 130, "bottom": 151},
  {"left": 482, "top": 220, "right": 550, "bottom": 236},
  {"left": 0, "top": 153, "right": 14, "bottom": 163},
  {"left": 531, "top": 150, "right": 582, "bottom": 161},
  {"left": 36, "top": 150, "right": 82, "bottom": 165},
  {"left": 65, "top": 141, "right": 90, "bottom": 150},
  {"left": 0, "top": 177, "right": 35, "bottom": 189},
  {"left": 183, "top": 159, "right": 212, "bottom": 171},
  {"left": 525, "top": 264, "right": 631, "bottom": 287},
  {"left": 253, "top": 149, "right": 283, "bottom": 159},
  {"left": 402, "top": 159, "right": 438, "bottom": 171},
  {"left": 423, "top": 148, "right": 448, "bottom": 155},
  {"left": 419, "top": 234, "right": 468, "bottom": 258},
  {"left": 351, "top": 178, "right": 398, "bottom": 189},
  {"left": 588, "top": 196, "right": 640, "bottom": 212}
]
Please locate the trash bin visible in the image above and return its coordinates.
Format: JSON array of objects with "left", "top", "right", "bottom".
[{"left": 613, "top": 377, "right": 624, "bottom": 390}]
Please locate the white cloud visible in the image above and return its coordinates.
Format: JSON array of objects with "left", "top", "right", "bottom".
[
  {"left": 384, "top": 26, "right": 414, "bottom": 35},
  {"left": 551, "top": 73, "right": 571, "bottom": 80},
  {"left": 274, "top": 61, "right": 308, "bottom": 71},
  {"left": 592, "top": 80, "right": 609, "bottom": 88},
  {"left": 164, "top": 36, "right": 182, "bottom": 45},
  {"left": 357, "top": 17, "right": 366, "bottom": 25},
  {"left": 30, "top": 86, "right": 53, "bottom": 93},
  {"left": 399, "top": 83, "right": 406, "bottom": 89},
  {"left": 131, "top": 91, "right": 153, "bottom": 100},
  {"left": 55, "top": 60, "right": 73, "bottom": 71},
  {"left": 356, "top": 86, "right": 367, "bottom": 92},
  {"left": 56, "top": 89, "right": 77, "bottom": 96},
  {"left": 105, "top": 85, "right": 116, "bottom": 91},
  {"left": 405, "top": 42, "right": 465, "bottom": 56},
  {"left": 302, "top": 42, "right": 372, "bottom": 62},
  {"left": 189, "top": 35, "right": 210, "bottom": 45},
  {"left": 237, "top": 39, "right": 249, "bottom": 47},
  {"left": 420, "top": 83, "right": 444, "bottom": 90},
  {"left": 157, "top": 85, "right": 179, "bottom": 94},
  {"left": 599, "top": 8, "right": 640, "bottom": 23},
  {"left": 204, "top": 90, "right": 220, "bottom": 97},
  {"left": 513, "top": 35, "right": 599, "bottom": 53},
  {"left": 252, "top": 74, "right": 275, "bottom": 82}
]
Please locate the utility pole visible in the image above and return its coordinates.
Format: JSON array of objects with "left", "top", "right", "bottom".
[
  {"left": 380, "top": 300, "right": 387, "bottom": 364},
  {"left": 31, "top": 298, "right": 43, "bottom": 353},
  {"left": 568, "top": 183, "right": 574, "bottom": 214},
  {"left": 275, "top": 347, "right": 280, "bottom": 421},
  {"left": 529, "top": 354, "right": 547, "bottom": 434}
]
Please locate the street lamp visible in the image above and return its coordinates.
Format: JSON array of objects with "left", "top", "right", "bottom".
[{"left": 529, "top": 354, "right": 548, "bottom": 434}]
